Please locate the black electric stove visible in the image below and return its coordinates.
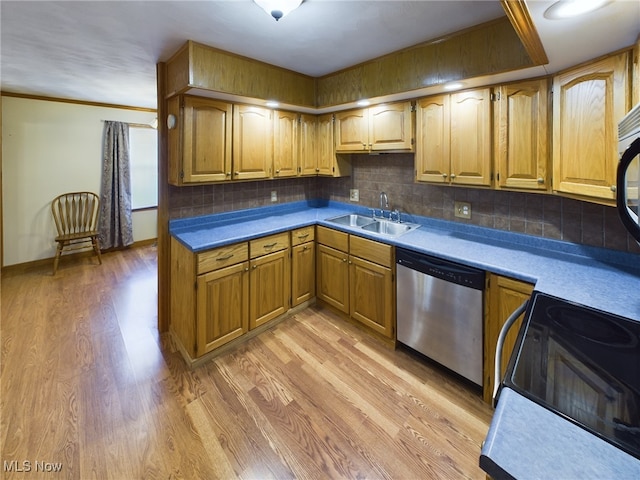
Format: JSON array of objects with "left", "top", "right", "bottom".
[{"left": 501, "top": 291, "right": 640, "bottom": 460}]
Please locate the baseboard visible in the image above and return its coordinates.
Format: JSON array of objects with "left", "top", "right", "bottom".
[{"left": 1, "top": 238, "right": 157, "bottom": 277}]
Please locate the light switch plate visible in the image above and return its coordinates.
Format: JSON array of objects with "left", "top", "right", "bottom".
[
  {"left": 271, "top": 191, "right": 277, "bottom": 202},
  {"left": 350, "top": 189, "right": 359, "bottom": 202},
  {"left": 454, "top": 201, "right": 471, "bottom": 219}
]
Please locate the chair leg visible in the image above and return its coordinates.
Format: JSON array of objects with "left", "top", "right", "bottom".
[
  {"left": 53, "top": 243, "right": 63, "bottom": 275},
  {"left": 93, "top": 236, "right": 103, "bottom": 265}
]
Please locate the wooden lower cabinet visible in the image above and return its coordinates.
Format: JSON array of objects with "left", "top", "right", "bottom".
[
  {"left": 316, "top": 243, "right": 350, "bottom": 313},
  {"left": 483, "top": 273, "right": 534, "bottom": 404},
  {"left": 349, "top": 255, "right": 393, "bottom": 338},
  {"left": 316, "top": 226, "right": 395, "bottom": 339},
  {"left": 197, "top": 261, "right": 249, "bottom": 356},
  {"left": 249, "top": 248, "right": 290, "bottom": 329},
  {"left": 291, "top": 227, "right": 315, "bottom": 307}
]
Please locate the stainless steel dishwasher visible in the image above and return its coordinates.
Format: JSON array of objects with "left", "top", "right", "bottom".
[{"left": 396, "top": 248, "right": 485, "bottom": 386}]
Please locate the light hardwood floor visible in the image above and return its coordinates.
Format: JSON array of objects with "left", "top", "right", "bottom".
[{"left": 1, "top": 245, "right": 493, "bottom": 479}]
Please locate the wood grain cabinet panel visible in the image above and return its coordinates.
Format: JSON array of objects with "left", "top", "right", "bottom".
[
  {"left": 483, "top": 274, "right": 534, "bottom": 404},
  {"left": 298, "top": 114, "right": 318, "bottom": 176},
  {"left": 349, "top": 255, "right": 394, "bottom": 338},
  {"left": 291, "top": 232, "right": 315, "bottom": 307},
  {"left": 316, "top": 243, "right": 350, "bottom": 314},
  {"left": 273, "top": 109, "right": 298, "bottom": 178},
  {"left": 416, "top": 89, "right": 491, "bottom": 186},
  {"left": 335, "top": 101, "right": 414, "bottom": 153},
  {"left": 197, "top": 261, "right": 249, "bottom": 356},
  {"left": 552, "top": 52, "right": 630, "bottom": 201},
  {"left": 317, "top": 114, "right": 351, "bottom": 177},
  {"left": 233, "top": 104, "right": 273, "bottom": 180},
  {"left": 495, "top": 79, "right": 550, "bottom": 191},
  {"left": 168, "top": 95, "right": 232, "bottom": 185},
  {"left": 249, "top": 249, "right": 290, "bottom": 330}
]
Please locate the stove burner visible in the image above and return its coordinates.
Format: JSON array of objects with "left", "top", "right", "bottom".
[{"left": 546, "top": 305, "right": 638, "bottom": 348}]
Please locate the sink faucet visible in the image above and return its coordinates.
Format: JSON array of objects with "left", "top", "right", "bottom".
[{"left": 379, "top": 191, "right": 389, "bottom": 212}]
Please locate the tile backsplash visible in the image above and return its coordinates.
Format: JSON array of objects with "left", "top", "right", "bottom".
[{"left": 168, "top": 153, "right": 640, "bottom": 255}]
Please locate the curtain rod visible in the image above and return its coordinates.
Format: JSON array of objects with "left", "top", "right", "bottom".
[{"left": 101, "top": 120, "right": 157, "bottom": 129}]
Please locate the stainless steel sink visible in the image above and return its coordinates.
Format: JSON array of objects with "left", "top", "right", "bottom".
[
  {"left": 326, "top": 213, "right": 420, "bottom": 237},
  {"left": 362, "top": 220, "right": 414, "bottom": 236},
  {"left": 326, "top": 213, "right": 376, "bottom": 227}
]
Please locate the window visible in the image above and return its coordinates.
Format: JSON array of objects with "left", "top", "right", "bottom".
[{"left": 129, "top": 126, "right": 158, "bottom": 209}]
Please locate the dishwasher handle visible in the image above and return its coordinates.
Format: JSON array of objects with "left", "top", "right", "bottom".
[{"left": 493, "top": 299, "right": 529, "bottom": 406}]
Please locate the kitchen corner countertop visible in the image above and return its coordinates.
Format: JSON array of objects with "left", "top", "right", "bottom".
[
  {"left": 171, "top": 199, "right": 640, "bottom": 322},
  {"left": 170, "top": 199, "right": 640, "bottom": 478}
]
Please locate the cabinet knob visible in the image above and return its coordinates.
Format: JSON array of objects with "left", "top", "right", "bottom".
[
  {"left": 226, "top": 172, "right": 231, "bottom": 176},
  {"left": 537, "top": 177, "right": 544, "bottom": 184},
  {"left": 244, "top": 267, "right": 249, "bottom": 272},
  {"left": 235, "top": 171, "right": 240, "bottom": 176},
  {"left": 611, "top": 185, "right": 617, "bottom": 192},
  {"left": 442, "top": 173, "right": 448, "bottom": 178},
  {"left": 252, "top": 264, "right": 258, "bottom": 269},
  {"left": 275, "top": 169, "right": 280, "bottom": 174},
  {"left": 315, "top": 168, "right": 320, "bottom": 172},
  {"left": 450, "top": 173, "right": 456, "bottom": 179},
  {"left": 342, "top": 258, "right": 347, "bottom": 262}
]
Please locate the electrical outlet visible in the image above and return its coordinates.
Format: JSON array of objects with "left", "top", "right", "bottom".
[
  {"left": 271, "top": 190, "right": 277, "bottom": 202},
  {"left": 454, "top": 201, "right": 471, "bottom": 219},
  {"left": 349, "top": 189, "right": 359, "bottom": 202}
]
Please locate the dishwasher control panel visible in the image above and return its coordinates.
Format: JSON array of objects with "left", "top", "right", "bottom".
[{"left": 396, "top": 248, "right": 485, "bottom": 290}]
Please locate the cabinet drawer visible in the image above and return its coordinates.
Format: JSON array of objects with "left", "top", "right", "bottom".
[
  {"left": 350, "top": 235, "right": 393, "bottom": 268},
  {"left": 250, "top": 232, "right": 290, "bottom": 259},
  {"left": 291, "top": 226, "right": 315, "bottom": 246},
  {"left": 316, "top": 226, "right": 349, "bottom": 252},
  {"left": 197, "top": 242, "right": 248, "bottom": 274}
]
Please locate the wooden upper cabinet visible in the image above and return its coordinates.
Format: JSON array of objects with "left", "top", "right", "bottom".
[
  {"left": 415, "top": 94, "right": 450, "bottom": 183},
  {"left": 233, "top": 104, "right": 273, "bottom": 180},
  {"left": 334, "top": 109, "right": 368, "bottom": 151},
  {"left": 416, "top": 89, "right": 491, "bottom": 186},
  {"left": 369, "top": 102, "right": 414, "bottom": 151},
  {"left": 450, "top": 88, "right": 492, "bottom": 186},
  {"left": 335, "top": 101, "right": 414, "bottom": 153},
  {"left": 552, "top": 52, "right": 630, "bottom": 201},
  {"left": 317, "top": 114, "right": 351, "bottom": 177},
  {"left": 495, "top": 79, "right": 550, "bottom": 191},
  {"left": 273, "top": 110, "right": 298, "bottom": 178},
  {"left": 298, "top": 114, "right": 318, "bottom": 176},
  {"left": 168, "top": 95, "right": 232, "bottom": 185}
]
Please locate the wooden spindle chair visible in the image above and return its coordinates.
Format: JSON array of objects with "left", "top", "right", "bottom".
[{"left": 51, "top": 192, "right": 102, "bottom": 274}]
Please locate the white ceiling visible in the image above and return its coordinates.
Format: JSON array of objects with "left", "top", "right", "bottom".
[{"left": 1, "top": 0, "right": 639, "bottom": 110}]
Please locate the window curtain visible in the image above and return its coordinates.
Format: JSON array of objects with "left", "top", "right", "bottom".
[{"left": 98, "top": 121, "right": 134, "bottom": 250}]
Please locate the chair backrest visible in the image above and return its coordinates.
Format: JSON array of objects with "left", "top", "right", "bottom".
[{"left": 51, "top": 192, "right": 100, "bottom": 237}]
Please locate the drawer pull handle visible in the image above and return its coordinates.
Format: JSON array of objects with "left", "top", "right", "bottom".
[
  {"left": 263, "top": 242, "right": 278, "bottom": 249},
  {"left": 297, "top": 233, "right": 310, "bottom": 239},
  {"left": 216, "top": 254, "right": 234, "bottom": 261}
]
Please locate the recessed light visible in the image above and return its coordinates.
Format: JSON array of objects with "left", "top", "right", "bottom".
[
  {"left": 356, "top": 100, "right": 370, "bottom": 107},
  {"left": 265, "top": 100, "right": 280, "bottom": 108},
  {"left": 544, "top": 0, "right": 611, "bottom": 20},
  {"left": 444, "top": 82, "right": 464, "bottom": 91}
]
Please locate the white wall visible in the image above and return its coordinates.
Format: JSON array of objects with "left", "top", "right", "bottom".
[{"left": 2, "top": 96, "right": 157, "bottom": 267}]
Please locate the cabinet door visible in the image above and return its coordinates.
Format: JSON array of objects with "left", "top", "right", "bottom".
[
  {"left": 496, "top": 80, "right": 549, "bottom": 191},
  {"left": 233, "top": 105, "right": 273, "bottom": 180},
  {"left": 249, "top": 249, "right": 290, "bottom": 329},
  {"left": 316, "top": 243, "right": 349, "bottom": 313},
  {"left": 483, "top": 274, "right": 534, "bottom": 404},
  {"left": 450, "top": 88, "right": 492, "bottom": 186},
  {"left": 179, "top": 96, "right": 232, "bottom": 184},
  {"left": 369, "top": 102, "right": 414, "bottom": 151},
  {"left": 317, "top": 114, "right": 351, "bottom": 177},
  {"left": 197, "top": 261, "right": 249, "bottom": 356},
  {"left": 415, "top": 95, "right": 450, "bottom": 183},
  {"left": 291, "top": 241, "right": 315, "bottom": 307},
  {"left": 349, "top": 255, "right": 394, "bottom": 338},
  {"left": 273, "top": 110, "right": 298, "bottom": 178},
  {"left": 553, "top": 52, "right": 630, "bottom": 200},
  {"left": 298, "top": 114, "right": 318, "bottom": 176},
  {"left": 334, "top": 109, "right": 368, "bottom": 152}
]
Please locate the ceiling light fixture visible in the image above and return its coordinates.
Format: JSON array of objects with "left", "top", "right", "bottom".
[
  {"left": 543, "top": 0, "right": 611, "bottom": 20},
  {"left": 254, "top": 0, "right": 303, "bottom": 21}
]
